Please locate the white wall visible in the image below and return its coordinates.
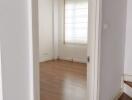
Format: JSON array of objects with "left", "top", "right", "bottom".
[
  {"left": 123, "top": 1, "right": 132, "bottom": 97},
  {"left": 100, "top": 0, "right": 127, "bottom": 99},
  {"left": 53, "top": 0, "right": 59, "bottom": 59},
  {"left": 124, "top": 0, "right": 132, "bottom": 75},
  {"left": 58, "top": 0, "right": 87, "bottom": 63},
  {"left": 0, "top": 0, "right": 33, "bottom": 100},
  {"left": 39, "top": 0, "right": 54, "bottom": 62},
  {"left": 38, "top": 0, "right": 87, "bottom": 63}
]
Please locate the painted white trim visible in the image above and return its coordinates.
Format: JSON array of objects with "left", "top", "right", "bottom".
[
  {"left": 124, "top": 84, "right": 132, "bottom": 97},
  {"left": 124, "top": 74, "right": 132, "bottom": 82},
  {"left": 123, "top": 75, "right": 132, "bottom": 98},
  {"left": 73, "top": 58, "right": 87, "bottom": 63},
  {"left": 87, "top": 0, "right": 102, "bottom": 100},
  {"left": 39, "top": 55, "right": 53, "bottom": 62},
  {"left": 113, "top": 90, "right": 123, "bottom": 100},
  {"left": 0, "top": 45, "right": 3, "bottom": 100},
  {"left": 59, "top": 56, "right": 87, "bottom": 63},
  {"left": 30, "top": 0, "right": 40, "bottom": 100},
  {"left": 58, "top": 57, "right": 73, "bottom": 61},
  {"left": 28, "top": 0, "right": 34, "bottom": 100}
]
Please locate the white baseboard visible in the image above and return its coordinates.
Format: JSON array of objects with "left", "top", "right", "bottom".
[
  {"left": 39, "top": 55, "right": 53, "bottom": 62},
  {"left": 39, "top": 55, "right": 87, "bottom": 63},
  {"left": 124, "top": 84, "right": 132, "bottom": 97},
  {"left": 58, "top": 56, "right": 73, "bottom": 61},
  {"left": 58, "top": 56, "right": 87, "bottom": 63},
  {"left": 123, "top": 74, "right": 132, "bottom": 98},
  {"left": 124, "top": 74, "right": 132, "bottom": 82},
  {"left": 73, "top": 58, "right": 87, "bottom": 63},
  {"left": 114, "top": 89, "right": 123, "bottom": 100}
]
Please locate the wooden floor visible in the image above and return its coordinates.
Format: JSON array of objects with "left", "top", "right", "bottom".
[
  {"left": 124, "top": 81, "right": 132, "bottom": 88},
  {"left": 119, "top": 93, "right": 132, "bottom": 100},
  {"left": 40, "top": 60, "right": 87, "bottom": 100}
]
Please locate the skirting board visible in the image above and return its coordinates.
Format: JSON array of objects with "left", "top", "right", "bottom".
[
  {"left": 124, "top": 84, "right": 132, "bottom": 97},
  {"left": 114, "top": 89, "right": 123, "bottom": 100},
  {"left": 124, "top": 74, "right": 132, "bottom": 82},
  {"left": 58, "top": 56, "right": 87, "bottom": 63},
  {"left": 123, "top": 74, "right": 132, "bottom": 98},
  {"left": 39, "top": 55, "right": 53, "bottom": 62}
]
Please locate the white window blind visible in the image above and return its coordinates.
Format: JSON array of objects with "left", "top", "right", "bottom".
[{"left": 64, "top": 0, "right": 88, "bottom": 44}]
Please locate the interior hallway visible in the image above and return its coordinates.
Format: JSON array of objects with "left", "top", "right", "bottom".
[{"left": 40, "top": 60, "right": 87, "bottom": 100}]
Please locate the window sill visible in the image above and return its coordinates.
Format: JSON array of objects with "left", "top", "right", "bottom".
[{"left": 64, "top": 42, "right": 88, "bottom": 46}]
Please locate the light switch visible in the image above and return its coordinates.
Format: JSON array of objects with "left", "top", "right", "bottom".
[{"left": 103, "top": 24, "right": 109, "bottom": 30}]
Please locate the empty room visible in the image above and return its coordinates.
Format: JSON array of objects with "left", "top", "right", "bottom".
[{"left": 38, "top": 0, "right": 88, "bottom": 100}]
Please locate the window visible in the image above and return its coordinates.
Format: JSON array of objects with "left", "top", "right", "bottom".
[{"left": 64, "top": 0, "right": 88, "bottom": 44}]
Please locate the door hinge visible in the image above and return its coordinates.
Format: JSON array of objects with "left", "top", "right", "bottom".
[{"left": 87, "top": 56, "right": 90, "bottom": 62}]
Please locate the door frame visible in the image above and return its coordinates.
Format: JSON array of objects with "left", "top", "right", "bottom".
[
  {"left": 0, "top": 45, "right": 3, "bottom": 100},
  {"left": 87, "top": 0, "right": 102, "bottom": 99},
  {"left": 30, "top": 0, "right": 102, "bottom": 100}
]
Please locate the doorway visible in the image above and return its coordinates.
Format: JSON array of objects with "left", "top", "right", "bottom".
[
  {"left": 39, "top": 0, "right": 88, "bottom": 100},
  {"left": 31, "top": 0, "right": 101, "bottom": 99}
]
